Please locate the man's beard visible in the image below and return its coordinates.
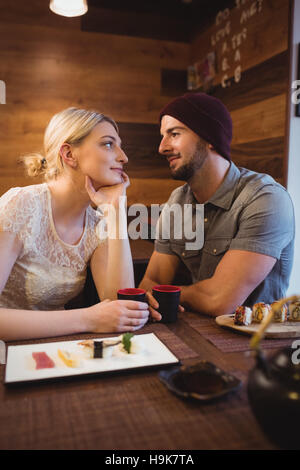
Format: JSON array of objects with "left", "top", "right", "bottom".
[{"left": 170, "top": 141, "right": 208, "bottom": 181}]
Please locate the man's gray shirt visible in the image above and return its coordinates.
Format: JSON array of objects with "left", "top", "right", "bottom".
[{"left": 154, "top": 162, "right": 295, "bottom": 307}]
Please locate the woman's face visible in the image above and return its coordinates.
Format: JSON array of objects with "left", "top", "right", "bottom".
[{"left": 74, "top": 121, "right": 128, "bottom": 188}]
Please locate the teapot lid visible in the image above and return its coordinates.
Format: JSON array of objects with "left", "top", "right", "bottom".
[{"left": 270, "top": 347, "right": 300, "bottom": 382}]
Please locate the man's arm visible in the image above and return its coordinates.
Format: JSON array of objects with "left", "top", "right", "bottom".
[
  {"left": 139, "top": 251, "right": 180, "bottom": 291},
  {"left": 179, "top": 183, "right": 294, "bottom": 316},
  {"left": 180, "top": 249, "right": 276, "bottom": 316},
  {"left": 141, "top": 183, "right": 293, "bottom": 317}
]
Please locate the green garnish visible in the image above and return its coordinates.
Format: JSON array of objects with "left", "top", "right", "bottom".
[{"left": 122, "top": 333, "right": 134, "bottom": 353}]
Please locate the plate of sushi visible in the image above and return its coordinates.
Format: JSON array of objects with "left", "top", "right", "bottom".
[
  {"left": 216, "top": 301, "right": 300, "bottom": 338},
  {"left": 4, "top": 333, "right": 180, "bottom": 384}
]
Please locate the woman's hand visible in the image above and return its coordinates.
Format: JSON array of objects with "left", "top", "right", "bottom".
[
  {"left": 146, "top": 291, "right": 185, "bottom": 322},
  {"left": 85, "top": 298, "right": 149, "bottom": 333},
  {"left": 85, "top": 173, "right": 130, "bottom": 208}
]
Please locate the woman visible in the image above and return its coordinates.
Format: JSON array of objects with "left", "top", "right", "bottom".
[{"left": 0, "top": 107, "right": 152, "bottom": 341}]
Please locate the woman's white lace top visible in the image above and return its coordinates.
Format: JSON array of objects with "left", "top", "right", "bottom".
[{"left": 0, "top": 184, "right": 103, "bottom": 310}]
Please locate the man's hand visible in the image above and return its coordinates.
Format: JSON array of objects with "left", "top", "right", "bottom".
[{"left": 146, "top": 291, "right": 184, "bottom": 322}]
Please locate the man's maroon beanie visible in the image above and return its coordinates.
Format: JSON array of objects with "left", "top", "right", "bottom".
[{"left": 159, "top": 92, "right": 233, "bottom": 161}]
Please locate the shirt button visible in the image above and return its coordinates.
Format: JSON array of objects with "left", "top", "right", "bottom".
[
  {"left": 204, "top": 218, "right": 208, "bottom": 222},
  {"left": 182, "top": 252, "right": 185, "bottom": 257},
  {"left": 213, "top": 248, "right": 217, "bottom": 254}
]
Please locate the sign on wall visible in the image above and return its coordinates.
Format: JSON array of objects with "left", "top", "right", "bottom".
[
  {"left": 213, "top": 0, "right": 264, "bottom": 88},
  {"left": 189, "top": 0, "right": 267, "bottom": 92}
]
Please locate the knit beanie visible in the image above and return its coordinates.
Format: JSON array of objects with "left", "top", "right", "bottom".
[{"left": 159, "top": 92, "right": 232, "bottom": 161}]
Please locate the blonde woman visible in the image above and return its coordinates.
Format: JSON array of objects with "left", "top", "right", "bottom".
[{"left": 0, "top": 107, "right": 153, "bottom": 341}]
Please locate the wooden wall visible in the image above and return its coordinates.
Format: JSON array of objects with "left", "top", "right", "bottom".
[
  {"left": 0, "top": 0, "right": 188, "bottom": 206},
  {"left": 0, "top": 0, "right": 291, "bottom": 208},
  {"left": 191, "top": 0, "right": 291, "bottom": 186}
]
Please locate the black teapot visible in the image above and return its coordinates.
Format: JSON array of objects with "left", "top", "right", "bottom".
[{"left": 247, "top": 295, "right": 300, "bottom": 449}]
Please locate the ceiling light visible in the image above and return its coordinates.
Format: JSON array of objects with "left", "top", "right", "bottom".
[{"left": 49, "top": 0, "right": 88, "bottom": 17}]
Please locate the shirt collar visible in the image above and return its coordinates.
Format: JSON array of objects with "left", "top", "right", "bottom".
[
  {"left": 207, "top": 162, "right": 241, "bottom": 210},
  {"left": 184, "top": 162, "right": 241, "bottom": 210}
]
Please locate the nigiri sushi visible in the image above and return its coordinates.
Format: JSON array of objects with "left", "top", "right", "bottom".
[
  {"left": 32, "top": 352, "right": 55, "bottom": 370},
  {"left": 58, "top": 349, "right": 79, "bottom": 368},
  {"left": 78, "top": 338, "right": 121, "bottom": 358}
]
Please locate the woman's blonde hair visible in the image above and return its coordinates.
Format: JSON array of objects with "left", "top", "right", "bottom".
[{"left": 21, "top": 107, "right": 118, "bottom": 180}]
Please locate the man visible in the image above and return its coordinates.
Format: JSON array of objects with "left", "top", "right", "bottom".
[{"left": 140, "top": 92, "right": 295, "bottom": 317}]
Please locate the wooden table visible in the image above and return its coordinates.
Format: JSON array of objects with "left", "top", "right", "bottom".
[{"left": 0, "top": 311, "right": 278, "bottom": 450}]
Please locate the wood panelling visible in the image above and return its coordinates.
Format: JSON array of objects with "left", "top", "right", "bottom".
[
  {"left": 191, "top": 0, "right": 290, "bottom": 185},
  {"left": 161, "top": 69, "right": 188, "bottom": 96},
  {"left": 231, "top": 94, "right": 286, "bottom": 145},
  {"left": 231, "top": 137, "right": 285, "bottom": 180},
  {"left": 0, "top": 0, "right": 291, "bottom": 203},
  {"left": 83, "top": 0, "right": 233, "bottom": 42},
  {"left": 212, "top": 51, "right": 289, "bottom": 111},
  {"left": 127, "top": 178, "right": 183, "bottom": 207},
  {"left": 231, "top": 137, "right": 284, "bottom": 160},
  {"left": 81, "top": 6, "right": 190, "bottom": 42},
  {"left": 191, "top": 0, "right": 289, "bottom": 82},
  {"left": 0, "top": 23, "right": 189, "bottom": 70},
  {"left": 118, "top": 123, "right": 169, "bottom": 179},
  {"left": 161, "top": 46, "right": 289, "bottom": 102},
  {"left": 0, "top": 2, "right": 189, "bottom": 204}
]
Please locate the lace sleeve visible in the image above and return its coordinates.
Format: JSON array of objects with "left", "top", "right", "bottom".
[{"left": 0, "top": 187, "right": 39, "bottom": 254}]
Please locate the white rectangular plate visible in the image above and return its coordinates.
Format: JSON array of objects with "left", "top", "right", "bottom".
[{"left": 5, "top": 333, "right": 179, "bottom": 384}]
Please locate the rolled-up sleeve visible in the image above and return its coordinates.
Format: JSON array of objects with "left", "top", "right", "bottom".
[{"left": 230, "top": 184, "right": 295, "bottom": 259}]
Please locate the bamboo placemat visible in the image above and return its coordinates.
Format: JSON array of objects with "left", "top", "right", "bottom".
[
  {"left": 140, "top": 322, "right": 198, "bottom": 360},
  {"left": 182, "top": 312, "right": 294, "bottom": 353}
]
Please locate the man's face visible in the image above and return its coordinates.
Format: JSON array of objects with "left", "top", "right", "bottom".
[{"left": 159, "top": 115, "right": 209, "bottom": 181}]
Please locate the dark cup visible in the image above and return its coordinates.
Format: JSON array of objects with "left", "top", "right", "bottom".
[
  {"left": 152, "top": 285, "right": 181, "bottom": 323},
  {"left": 117, "top": 288, "right": 146, "bottom": 302}
]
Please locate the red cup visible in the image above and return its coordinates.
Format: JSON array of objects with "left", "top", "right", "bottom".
[
  {"left": 117, "top": 288, "right": 146, "bottom": 302},
  {"left": 152, "top": 285, "right": 181, "bottom": 323}
]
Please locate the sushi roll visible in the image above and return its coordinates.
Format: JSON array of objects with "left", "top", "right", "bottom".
[
  {"left": 78, "top": 338, "right": 121, "bottom": 358},
  {"left": 271, "top": 301, "right": 288, "bottom": 323},
  {"left": 252, "top": 302, "right": 271, "bottom": 323},
  {"left": 234, "top": 306, "right": 252, "bottom": 326},
  {"left": 288, "top": 302, "right": 300, "bottom": 321}
]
